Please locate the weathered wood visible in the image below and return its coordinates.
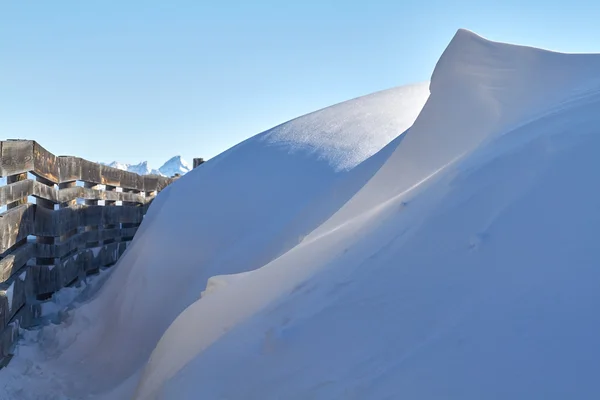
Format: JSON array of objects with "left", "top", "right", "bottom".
[
  {"left": 32, "top": 142, "right": 59, "bottom": 183},
  {"left": 32, "top": 180, "right": 59, "bottom": 203},
  {"left": 0, "top": 320, "right": 19, "bottom": 361},
  {"left": 31, "top": 183, "right": 148, "bottom": 206},
  {"left": 0, "top": 302, "right": 41, "bottom": 361},
  {"left": 80, "top": 159, "right": 102, "bottom": 186},
  {"left": 57, "top": 156, "right": 81, "bottom": 183},
  {"left": 0, "top": 204, "right": 35, "bottom": 254},
  {"left": 6, "top": 173, "right": 29, "bottom": 209},
  {"left": 58, "top": 181, "right": 77, "bottom": 208},
  {"left": 0, "top": 243, "right": 35, "bottom": 283},
  {"left": 0, "top": 179, "right": 34, "bottom": 208},
  {"left": 1, "top": 141, "right": 175, "bottom": 191},
  {"left": 100, "top": 165, "right": 122, "bottom": 187},
  {"left": 32, "top": 205, "right": 144, "bottom": 237},
  {"left": 0, "top": 140, "right": 180, "bottom": 362},
  {"left": 0, "top": 271, "right": 31, "bottom": 329},
  {"left": 83, "top": 182, "right": 99, "bottom": 206},
  {"left": 35, "top": 228, "right": 137, "bottom": 259},
  {"left": 143, "top": 175, "right": 158, "bottom": 193},
  {"left": 0, "top": 140, "right": 34, "bottom": 177},
  {"left": 193, "top": 158, "right": 205, "bottom": 168}
]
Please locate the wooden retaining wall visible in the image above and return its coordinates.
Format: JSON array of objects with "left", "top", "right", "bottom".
[{"left": 0, "top": 140, "right": 175, "bottom": 363}]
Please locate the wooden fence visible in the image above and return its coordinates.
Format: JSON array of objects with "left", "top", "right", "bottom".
[{"left": 0, "top": 140, "right": 176, "bottom": 364}]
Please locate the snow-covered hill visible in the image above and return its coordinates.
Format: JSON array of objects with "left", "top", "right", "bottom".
[
  {"left": 103, "top": 157, "right": 191, "bottom": 177},
  {"left": 3, "top": 29, "right": 600, "bottom": 400}
]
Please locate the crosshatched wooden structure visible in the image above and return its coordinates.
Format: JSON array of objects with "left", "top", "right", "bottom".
[{"left": 0, "top": 140, "right": 175, "bottom": 364}]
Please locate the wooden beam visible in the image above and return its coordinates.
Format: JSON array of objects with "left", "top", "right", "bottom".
[
  {"left": 0, "top": 179, "right": 34, "bottom": 208},
  {"left": 0, "top": 140, "right": 34, "bottom": 177},
  {"left": 0, "top": 243, "right": 35, "bottom": 283},
  {"left": 0, "top": 204, "right": 35, "bottom": 254},
  {"left": 32, "top": 142, "right": 59, "bottom": 184}
]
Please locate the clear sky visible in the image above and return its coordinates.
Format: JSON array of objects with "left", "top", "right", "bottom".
[{"left": 1, "top": 0, "right": 598, "bottom": 168}]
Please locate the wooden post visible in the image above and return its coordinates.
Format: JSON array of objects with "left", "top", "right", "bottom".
[{"left": 193, "top": 158, "right": 205, "bottom": 168}]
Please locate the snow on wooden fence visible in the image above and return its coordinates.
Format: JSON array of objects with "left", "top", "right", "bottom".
[{"left": 0, "top": 140, "right": 176, "bottom": 364}]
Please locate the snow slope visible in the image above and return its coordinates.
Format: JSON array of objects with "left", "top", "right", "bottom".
[
  {"left": 0, "top": 83, "right": 429, "bottom": 399},
  {"left": 4, "top": 28, "right": 600, "bottom": 400},
  {"left": 131, "top": 30, "right": 600, "bottom": 399}
]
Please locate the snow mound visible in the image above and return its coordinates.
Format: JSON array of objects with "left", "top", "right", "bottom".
[
  {"left": 0, "top": 82, "right": 429, "bottom": 399},
  {"left": 132, "top": 30, "right": 600, "bottom": 399}
]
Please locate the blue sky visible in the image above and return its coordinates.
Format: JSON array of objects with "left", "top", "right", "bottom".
[{"left": 1, "top": 0, "right": 598, "bottom": 167}]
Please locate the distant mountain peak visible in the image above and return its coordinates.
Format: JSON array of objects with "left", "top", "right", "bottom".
[
  {"left": 159, "top": 155, "right": 191, "bottom": 176},
  {"left": 103, "top": 156, "right": 191, "bottom": 177}
]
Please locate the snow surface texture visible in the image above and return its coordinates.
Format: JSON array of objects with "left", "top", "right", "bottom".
[
  {"left": 3, "top": 28, "right": 600, "bottom": 399},
  {"left": 135, "top": 30, "right": 600, "bottom": 399},
  {"left": 0, "top": 82, "right": 429, "bottom": 399}
]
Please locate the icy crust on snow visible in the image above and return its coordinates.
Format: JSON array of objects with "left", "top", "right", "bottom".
[{"left": 132, "top": 30, "right": 600, "bottom": 399}]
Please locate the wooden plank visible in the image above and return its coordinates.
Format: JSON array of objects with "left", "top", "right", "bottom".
[
  {"left": 143, "top": 175, "right": 159, "bottom": 193},
  {"left": 102, "top": 205, "right": 144, "bottom": 226},
  {"left": 0, "top": 272, "right": 30, "bottom": 329},
  {"left": 58, "top": 181, "right": 76, "bottom": 208},
  {"left": 33, "top": 205, "right": 144, "bottom": 237},
  {"left": 35, "top": 228, "right": 137, "bottom": 259},
  {"left": 80, "top": 159, "right": 102, "bottom": 185},
  {"left": 0, "top": 204, "right": 35, "bottom": 254},
  {"left": 32, "top": 142, "right": 59, "bottom": 183},
  {"left": 120, "top": 171, "right": 140, "bottom": 191},
  {"left": 0, "top": 243, "right": 35, "bottom": 283},
  {"left": 0, "top": 179, "right": 34, "bottom": 208},
  {"left": 32, "top": 180, "right": 59, "bottom": 203},
  {"left": 0, "top": 140, "right": 34, "bottom": 177},
  {"left": 100, "top": 165, "right": 122, "bottom": 187},
  {"left": 6, "top": 173, "right": 29, "bottom": 209},
  {"left": 57, "top": 156, "right": 81, "bottom": 183},
  {"left": 156, "top": 176, "right": 173, "bottom": 192},
  {"left": 0, "top": 320, "right": 19, "bottom": 362},
  {"left": 29, "top": 184, "right": 148, "bottom": 206},
  {"left": 33, "top": 205, "right": 81, "bottom": 237}
]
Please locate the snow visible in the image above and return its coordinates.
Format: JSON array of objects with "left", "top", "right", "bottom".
[
  {"left": 3, "top": 29, "right": 600, "bottom": 400},
  {"left": 102, "top": 156, "right": 191, "bottom": 178},
  {"left": 0, "top": 80, "right": 428, "bottom": 399},
  {"left": 158, "top": 156, "right": 191, "bottom": 177}
]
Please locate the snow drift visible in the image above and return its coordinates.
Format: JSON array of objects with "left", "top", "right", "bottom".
[
  {"left": 132, "top": 29, "right": 600, "bottom": 399},
  {"left": 0, "top": 83, "right": 428, "bottom": 399},
  {"left": 3, "top": 29, "right": 600, "bottom": 400}
]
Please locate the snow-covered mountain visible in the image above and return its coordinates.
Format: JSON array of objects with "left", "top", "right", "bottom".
[
  {"left": 158, "top": 156, "right": 191, "bottom": 177},
  {"left": 103, "top": 156, "right": 191, "bottom": 177},
  {"left": 4, "top": 29, "right": 600, "bottom": 400},
  {"left": 104, "top": 161, "right": 162, "bottom": 176}
]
